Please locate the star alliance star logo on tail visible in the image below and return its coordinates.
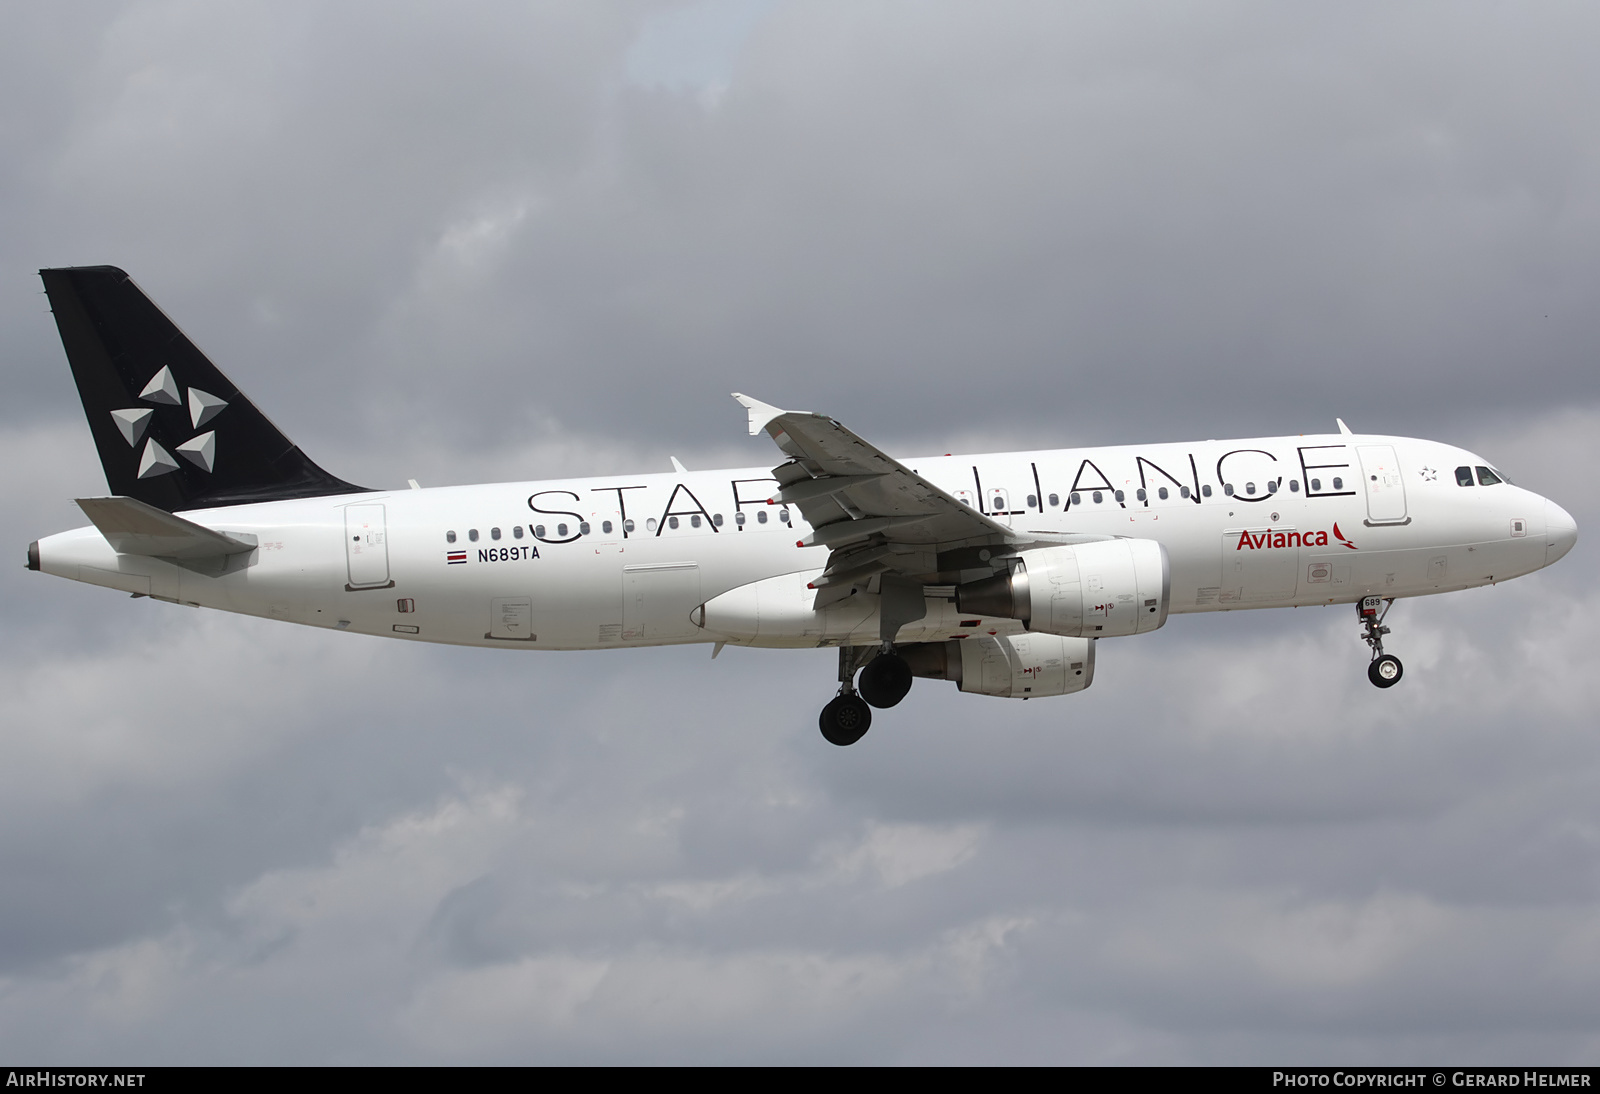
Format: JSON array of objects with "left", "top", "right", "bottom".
[{"left": 110, "top": 366, "right": 229, "bottom": 479}]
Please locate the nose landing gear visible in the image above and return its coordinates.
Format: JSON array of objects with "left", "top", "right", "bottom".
[{"left": 1358, "top": 596, "right": 1403, "bottom": 688}]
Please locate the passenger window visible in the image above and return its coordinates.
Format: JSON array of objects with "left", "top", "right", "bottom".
[
  {"left": 557, "top": 523, "right": 569, "bottom": 536},
  {"left": 1092, "top": 491, "right": 1103, "bottom": 504},
  {"left": 513, "top": 526, "right": 523, "bottom": 539},
  {"left": 1311, "top": 478, "right": 1322, "bottom": 491},
  {"left": 491, "top": 527, "right": 501, "bottom": 540},
  {"left": 1137, "top": 489, "right": 1147, "bottom": 502},
  {"left": 1026, "top": 494, "right": 1038, "bottom": 508},
  {"left": 533, "top": 525, "right": 545, "bottom": 538},
  {"left": 780, "top": 509, "right": 791, "bottom": 523},
  {"left": 578, "top": 522, "right": 590, "bottom": 535},
  {"left": 735, "top": 512, "right": 746, "bottom": 526},
  {"left": 1201, "top": 485, "right": 1212, "bottom": 498},
  {"left": 1224, "top": 484, "right": 1235, "bottom": 496},
  {"left": 1476, "top": 466, "right": 1502, "bottom": 486},
  {"left": 1158, "top": 487, "right": 1169, "bottom": 500},
  {"left": 713, "top": 513, "right": 724, "bottom": 526},
  {"left": 1070, "top": 492, "right": 1081, "bottom": 505},
  {"left": 668, "top": 516, "right": 679, "bottom": 530},
  {"left": 1180, "top": 486, "right": 1191, "bottom": 499},
  {"left": 1267, "top": 480, "right": 1278, "bottom": 494},
  {"left": 468, "top": 529, "right": 479, "bottom": 542},
  {"left": 646, "top": 518, "right": 658, "bottom": 531},
  {"left": 1114, "top": 490, "right": 1125, "bottom": 502},
  {"left": 602, "top": 520, "right": 614, "bottom": 534},
  {"left": 992, "top": 496, "right": 1004, "bottom": 510},
  {"left": 757, "top": 510, "right": 768, "bottom": 524},
  {"left": 1332, "top": 477, "right": 1343, "bottom": 490},
  {"left": 624, "top": 519, "right": 636, "bottom": 533},
  {"left": 1048, "top": 493, "right": 1059, "bottom": 507},
  {"left": 446, "top": 530, "right": 456, "bottom": 543},
  {"left": 1289, "top": 480, "right": 1299, "bottom": 492},
  {"left": 690, "top": 514, "right": 702, "bottom": 528},
  {"left": 1244, "top": 483, "right": 1255, "bottom": 496}
]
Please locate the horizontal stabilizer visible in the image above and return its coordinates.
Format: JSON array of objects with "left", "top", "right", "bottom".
[{"left": 76, "top": 496, "right": 257, "bottom": 561}]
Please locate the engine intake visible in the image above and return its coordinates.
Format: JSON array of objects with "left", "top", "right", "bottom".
[
  {"left": 900, "top": 633, "right": 1096, "bottom": 699},
  {"left": 956, "top": 539, "right": 1170, "bottom": 638}
]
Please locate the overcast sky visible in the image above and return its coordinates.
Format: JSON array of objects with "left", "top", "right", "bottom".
[{"left": 3, "top": 0, "right": 1598, "bottom": 1064}]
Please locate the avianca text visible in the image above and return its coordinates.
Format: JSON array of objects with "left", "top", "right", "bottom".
[{"left": 1237, "top": 529, "right": 1330, "bottom": 551}]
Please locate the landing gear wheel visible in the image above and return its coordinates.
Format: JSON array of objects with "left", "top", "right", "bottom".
[
  {"left": 858, "top": 653, "right": 913, "bottom": 708},
  {"left": 1368, "top": 654, "right": 1403, "bottom": 688},
  {"left": 1357, "top": 598, "right": 1403, "bottom": 690},
  {"left": 820, "top": 694, "right": 872, "bottom": 746}
]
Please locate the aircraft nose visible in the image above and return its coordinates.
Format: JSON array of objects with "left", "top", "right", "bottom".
[{"left": 1545, "top": 498, "right": 1578, "bottom": 566}]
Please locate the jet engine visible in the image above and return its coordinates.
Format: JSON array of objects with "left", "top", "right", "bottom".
[
  {"left": 955, "top": 539, "right": 1170, "bottom": 638},
  {"left": 899, "top": 633, "right": 1095, "bottom": 699}
]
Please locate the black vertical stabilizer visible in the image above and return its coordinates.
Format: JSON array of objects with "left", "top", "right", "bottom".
[{"left": 40, "top": 266, "right": 371, "bottom": 512}]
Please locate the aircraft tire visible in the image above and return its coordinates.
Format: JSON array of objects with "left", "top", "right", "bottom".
[
  {"left": 858, "top": 653, "right": 913, "bottom": 708},
  {"left": 1368, "top": 654, "right": 1403, "bottom": 688},
  {"left": 820, "top": 694, "right": 872, "bottom": 746}
]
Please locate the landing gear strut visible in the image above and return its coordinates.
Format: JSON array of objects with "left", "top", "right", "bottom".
[
  {"left": 819, "top": 646, "right": 875, "bottom": 746},
  {"left": 1358, "top": 596, "right": 1403, "bottom": 689}
]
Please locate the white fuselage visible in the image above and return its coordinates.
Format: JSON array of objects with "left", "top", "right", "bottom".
[{"left": 34, "top": 433, "right": 1575, "bottom": 650}]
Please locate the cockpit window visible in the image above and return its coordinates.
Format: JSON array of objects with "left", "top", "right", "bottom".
[
  {"left": 1476, "top": 466, "right": 1503, "bottom": 486},
  {"left": 1455, "top": 466, "right": 1474, "bottom": 487}
]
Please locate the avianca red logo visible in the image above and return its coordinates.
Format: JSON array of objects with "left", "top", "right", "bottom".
[{"left": 1236, "top": 523, "right": 1359, "bottom": 551}]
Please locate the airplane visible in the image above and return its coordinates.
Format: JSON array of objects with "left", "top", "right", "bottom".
[{"left": 27, "top": 266, "right": 1579, "bottom": 745}]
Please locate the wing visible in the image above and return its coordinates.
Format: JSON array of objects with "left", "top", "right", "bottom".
[{"left": 732, "top": 394, "right": 1106, "bottom": 610}]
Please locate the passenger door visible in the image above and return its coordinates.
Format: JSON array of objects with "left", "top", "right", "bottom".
[
  {"left": 344, "top": 503, "right": 392, "bottom": 590},
  {"left": 1358, "top": 445, "right": 1408, "bottom": 524}
]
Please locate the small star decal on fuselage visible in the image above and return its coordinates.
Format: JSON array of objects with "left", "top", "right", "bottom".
[{"left": 1419, "top": 466, "right": 1437, "bottom": 481}]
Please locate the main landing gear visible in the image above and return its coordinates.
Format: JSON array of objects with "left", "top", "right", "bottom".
[
  {"left": 818, "top": 646, "right": 914, "bottom": 746},
  {"left": 858, "top": 649, "right": 913, "bottom": 708},
  {"left": 1359, "top": 596, "right": 1404, "bottom": 689}
]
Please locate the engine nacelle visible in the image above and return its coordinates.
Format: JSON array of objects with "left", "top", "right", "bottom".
[
  {"left": 956, "top": 539, "right": 1170, "bottom": 638},
  {"left": 899, "top": 633, "right": 1095, "bottom": 699}
]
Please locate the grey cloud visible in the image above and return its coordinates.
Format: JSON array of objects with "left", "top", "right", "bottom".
[{"left": 1, "top": 0, "right": 1597, "bottom": 1064}]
